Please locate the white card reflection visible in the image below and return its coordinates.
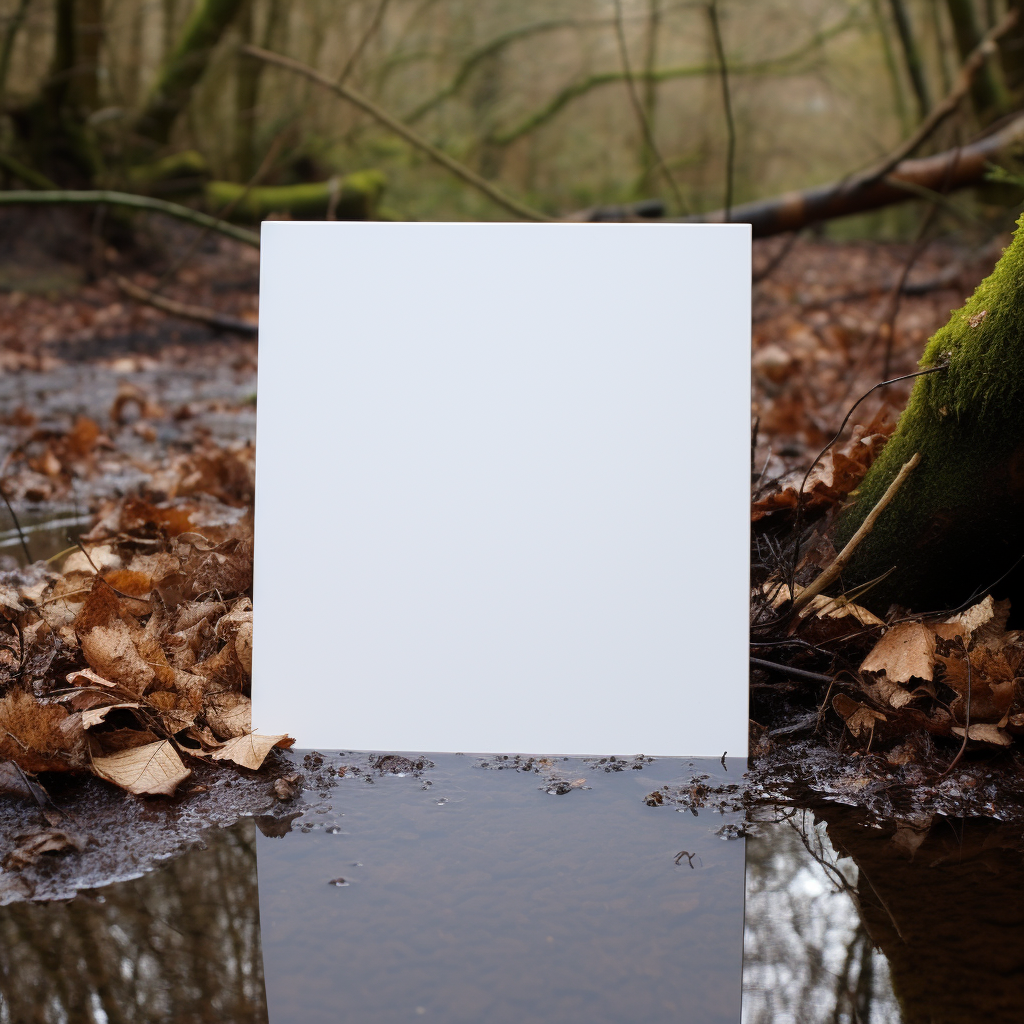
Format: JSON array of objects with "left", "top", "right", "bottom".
[{"left": 255, "top": 751, "right": 746, "bottom": 1024}]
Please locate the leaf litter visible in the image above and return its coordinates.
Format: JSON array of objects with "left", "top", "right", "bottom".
[{"left": 749, "top": 234, "right": 1024, "bottom": 826}]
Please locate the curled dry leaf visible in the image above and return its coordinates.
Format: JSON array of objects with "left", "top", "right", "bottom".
[
  {"left": 832, "top": 693, "right": 887, "bottom": 738},
  {"left": 765, "top": 582, "right": 885, "bottom": 626},
  {"left": 209, "top": 732, "right": 295, "bottom": 771},
  {"left": 81, "top": 702, "right": 142, "bottom": 729},
  {"left": 91, "top": 739, "right": 190, "bottom": 796}
]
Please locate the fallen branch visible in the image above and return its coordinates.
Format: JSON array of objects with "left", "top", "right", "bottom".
[
  {"left": 790, "top": 452, "right": 921, "bottom": 616},
  {"left": 855, "top": 6, "right": 1018, "bottom": 187},
  {"left": 241, "top": 44, "right": 553, "bottom": 223},
  {"left": 678, "top": 113, "right": 1024, "bottom": 236},
  {"left": 113, "top": 274, "right": 258, "bottom": 334},
  {"left": 0, "top": 190, "right": 260, "bottom": 247}
]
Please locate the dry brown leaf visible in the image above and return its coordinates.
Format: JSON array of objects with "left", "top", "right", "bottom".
[
  {"left": 81, "top": 702, "right": 142, "bottom": 729},
  {"left": 65, "top": 667, "right": 120, "bottom": 690},
  {"left": 204, "top": 691, "right": 252, "bottom": 739},
  {"left": 861, "top": 622, "right": 936, "bottom": 683},
  {"left": 61, "top": 545, "right": 122, "bottom": 575},
  {"left": 832, "top": 693, "right": 887, "bottom": 738},
  {"left": 91, "top": 739, "right": 190, "bottom": 795},
  {"left": 947, "top": 595, "right": 1011, "bottom": 640},
  {"left": 234, "top": 622, "right": 253, "bottom": 675},
  {"left": 209, "top": 732, "right": 294, "bottom": 770},
  {"left": 80, "top": 621, "right": 155, "bottom": 696},
  {"left": 0, "top": 689, "right": 86, "bottom": 772},
  {"left": 951, "top": 723, "right": 1012, "bottom": 746}
]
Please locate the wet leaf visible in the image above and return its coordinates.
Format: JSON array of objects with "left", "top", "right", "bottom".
[
  {"left": 832, "top": 693, "right": 887, "bottom": 738},
  {"left": 2, "top": 829, "right": 84, "bottom": 870}
]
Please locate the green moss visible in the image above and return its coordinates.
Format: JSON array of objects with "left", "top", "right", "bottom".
[
  {"left": 834, "top": 212, "right": 1024, "bottom": 611},
  {"left": 203, "top": 170, "right": 385, "bottom": 222}
]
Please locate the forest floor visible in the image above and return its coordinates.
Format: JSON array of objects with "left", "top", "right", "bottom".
[{"left": 0, "top": 212, "right": 1021, "bottom": 897}]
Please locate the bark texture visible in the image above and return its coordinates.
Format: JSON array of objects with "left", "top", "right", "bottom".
[
  {"left": 834, "top": 212, "right": 1024, "bottom": 612},
  {"left": 134, "top": 0, "right": 249, "bottom": 145}
]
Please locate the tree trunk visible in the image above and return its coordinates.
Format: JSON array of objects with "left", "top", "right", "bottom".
[
  {"left": 944, "top": 0, "right": 1006, "bottom": 120},
  {"left": 833, "top": 211, "right": 1024, "bottom": 613},
  {"left": 888, "top": 0, "right": 932, "bottom": 121},
  {"left": 133, "top": 0, "right": 250, "bottom": 147}
]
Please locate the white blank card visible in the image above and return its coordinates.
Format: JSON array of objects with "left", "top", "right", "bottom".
[{"left": 253, "top": 222, "right": 749, "bottom": 756}]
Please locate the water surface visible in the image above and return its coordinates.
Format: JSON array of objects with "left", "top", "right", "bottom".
[{"left": 257, "top": 751, "right": 747, "bottom": 1024}]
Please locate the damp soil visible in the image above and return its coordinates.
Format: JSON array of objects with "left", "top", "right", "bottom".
[{"left": 0, "top": 751, "right": 292, "bottom": 905}]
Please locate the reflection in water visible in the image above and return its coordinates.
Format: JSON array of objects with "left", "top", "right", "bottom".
[
  {"left": 0, "top": 818, "right": 266, "bottom": 1024},
  {"left": 744, "top": 804, "right": 1024, "bottom": 1024},
  {"left": 743, "top": 809, "right": 899, "bottom": 1024},
  {"left": 258, "top": 752, "right": 747, "bottom": 1024}
]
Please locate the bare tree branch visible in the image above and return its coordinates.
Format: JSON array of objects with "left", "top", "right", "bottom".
[
  {"left": 0, "top": 190, "right": 261, "bottom": 246},
  {"left": 241, "top": 44, "right": 553, "bottom": 222}
]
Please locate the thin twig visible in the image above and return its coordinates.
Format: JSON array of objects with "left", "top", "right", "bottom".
[
  {"left": 611, "top": 0, "right": 685, "bottom": 212},
  {"left": 853, "top": 7, "right": 1017, "bottom": 190},
  {"left": 749, "top": 657, "right": 836, "bottom": 685},
  {"left": 0, "top": 475, "right": 30, "bottom": 562},
  {"left": 242, "top": 44, "right": 553, "bottom": 223},
  {"left": 707, "top": 0, "right": 735, "bottom": 221},
  {"left": 790, "top": 452, "right": 921, "bottom": 616},
  {"left": 154, "top": 128, "right": 290, "bottom": 294},
  {"left": 786, "top": 364, "right": 946, "bottom": 581},
  {"left": 338, "top": 0, "right": 391, "bottom": 86},
  {"left": 113, "top": 274, "right": 257, "bottom": 334},
  {"left": 943, "top": 635, "right": 973, "bottom": 776}
]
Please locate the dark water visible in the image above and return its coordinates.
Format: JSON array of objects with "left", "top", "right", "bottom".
[
  {"left": 0, "top": 507, "right": 91, "bottom": 563},
  {"left": 257, "top": 752, "right": 746, "bottom": 1024},
  {"left": 0, "top": 816, "right": 266, "bottom": 1024},
  {"left": 7, "top": 753, "right": 1024, "bottom": 1024},
  {"left": 743, "top": 803, "right": 1024, "bottom": 1024}
]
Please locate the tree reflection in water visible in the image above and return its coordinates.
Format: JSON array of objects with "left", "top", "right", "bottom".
[
  {"left": 0, "top": 818, "right": 267, "bottom": 1024},
  {"left": 742, "top": 808, "right": 900, "bottom": 1024},
  {"left": 745, "top": 802, "right": 1024, "bottom": 1024}
]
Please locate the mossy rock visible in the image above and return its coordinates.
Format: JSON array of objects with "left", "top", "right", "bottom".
[
  {"left": 203, "top": 170, "right": 386, "bottom": 222},
  {"left": 834, "top": 213, "right": 1024, "bottom": 613}
]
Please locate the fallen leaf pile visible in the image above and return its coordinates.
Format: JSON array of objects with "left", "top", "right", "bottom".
[
  {"left": 0, "top": 394, "right": 255, "bottom": 506},
  {"left": 0, "top": 471, "right": 290, "bottom": 797},
  {"left": 751, "top": 407, "right": 895, "bottom": 521},
  {"left": 831, "top": 596, "right": 1024, "bottom": 751}
]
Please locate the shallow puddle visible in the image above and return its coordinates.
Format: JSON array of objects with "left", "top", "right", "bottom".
[
  {"left": 0, "top": 506, "right": 92, "bottom": 563},
  {"left": 7, "top": 755, "right": 1024, "bottom": 1023},
  {"left": 257, "top": 751, "right": 747, "bottom": 1024}
]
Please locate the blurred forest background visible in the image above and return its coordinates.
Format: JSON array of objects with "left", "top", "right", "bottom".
[{"left": 2, "top": 0, "right": 1024, "bottom": 230}]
